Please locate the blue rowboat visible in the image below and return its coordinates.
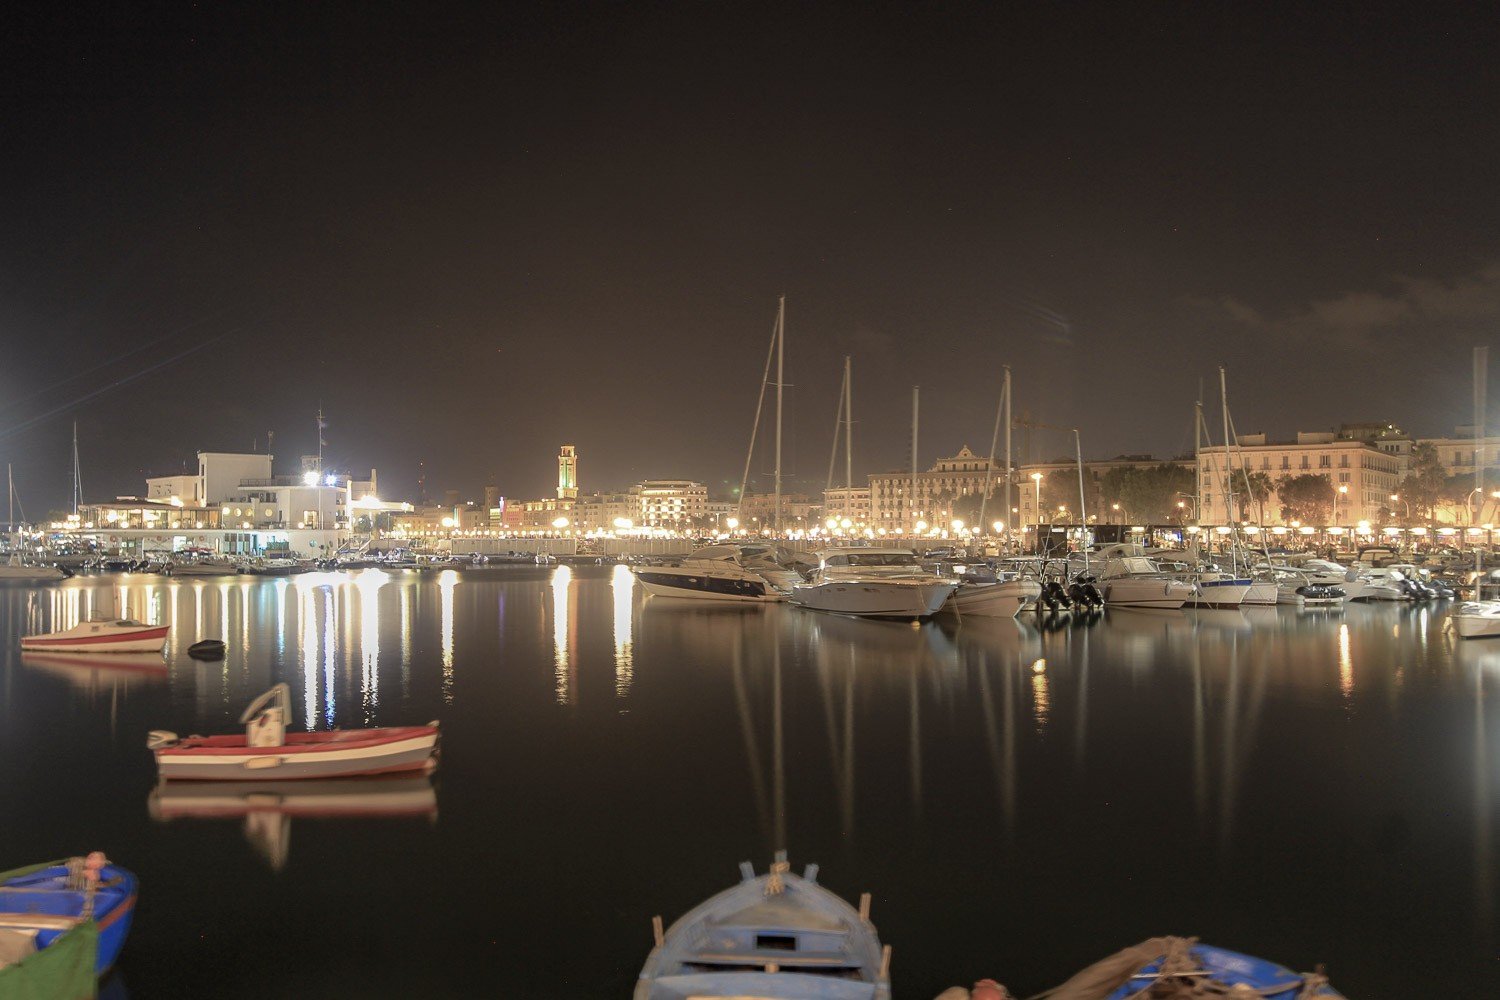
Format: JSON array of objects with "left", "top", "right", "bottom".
[
  {"left": 0, "top": 856, "right": 137, "bottom": 988},
  {"left": 1042, "top": 937, "right": 1343, "bottom": 999}
]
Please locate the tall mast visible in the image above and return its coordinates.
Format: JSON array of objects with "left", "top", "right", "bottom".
[
  {"left": 825, "top": 364, "right": 846, "bottom": 497},
  {"left": 1476, "top": 346, "right": 1489, "bottom": 574},
  {"left": 72, "top": 421, "right": 81, "bottom": 516},
  {"left": 979, "top": 368, "right": 1009, "bottom": 535},
  {"left": 736, "top": 305, "right": 781, "bottom": 521},
  {"left": 843, "top": 355, "right": 853, "bottom": 491},
  {"left": 1194, "top": 396, "right": 1203, "bottom": 528},
  {"left": 7, "top": 464, "right": 12, "bottom": 531},
  {"left": 1219, "top": 365, "right": 1235, "bottom": 573},
  {"left": 1074, "top": 428, "right": 1088, "bottom": 572},
  {"left": 910, "top": 386, "right": 919, "bottom": 532},
  {"left": 773, "top": 296, "right": 784, "bottom": 535},
  {"left": 1004, "top": 366, "right": 1012, "bottom": 540}
]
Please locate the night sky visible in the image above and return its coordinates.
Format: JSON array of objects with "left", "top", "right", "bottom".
[{"left": 3, "top": 4, "right": 1497, "bottom": 513}]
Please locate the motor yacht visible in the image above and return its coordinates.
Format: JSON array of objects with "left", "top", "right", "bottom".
[
  {"left": 789, "top": 548, "right": 957, "bottom": 619},
  {"left": 1093, "top": 556, "right": 1194, "bottom": 610},
  {"left": 632, "top": 545, "right": 785, "bottom": 603},
  {"left": 1451, "top": 601, "right": 1500, "bottom": 639}
]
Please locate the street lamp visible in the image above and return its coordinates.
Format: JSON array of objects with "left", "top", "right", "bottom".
[{"left": 1030, "top": 473, "right": 1043, "bottom": 528}]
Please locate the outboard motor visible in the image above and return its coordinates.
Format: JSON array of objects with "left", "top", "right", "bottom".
[{"left": 1041, "top": 581, "right": 1072, "bottom": 613}]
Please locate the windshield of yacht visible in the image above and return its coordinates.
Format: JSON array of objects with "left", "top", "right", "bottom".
[{"left": 824, "top": 552, "right": 919, "bottom": 568}]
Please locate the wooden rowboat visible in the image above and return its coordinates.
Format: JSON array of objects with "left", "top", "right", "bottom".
[{"left": 148, "top": 684, "right": 439, "bottom": 781}]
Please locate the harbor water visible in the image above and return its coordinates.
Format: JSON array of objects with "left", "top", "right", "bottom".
[{"left": 1, "top": 567, "right": 1496, "bottom": 996}]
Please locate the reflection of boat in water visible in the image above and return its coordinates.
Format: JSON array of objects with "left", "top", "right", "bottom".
[
  {"left": 634, "top": 852, "right": 891, "bottom": 1000},
  {"left": 149, "top": 774, "right": 437, "bottom": 870},
  {"left": 1040, "top": 936, "right": 1342, "bottom": 999},
  {"left": 20, "top": 651, "right": 168, "bottom": 688}
]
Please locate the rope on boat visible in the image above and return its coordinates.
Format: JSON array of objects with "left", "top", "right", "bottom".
[{"left": 764, "top": 859, "right": 791, "bottom": 895}]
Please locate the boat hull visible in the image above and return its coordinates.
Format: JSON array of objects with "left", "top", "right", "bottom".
[
  {"left": 790, "top": 579, "right": 956, "bottom": 619},
  {"left": 633, "top": 568, "right": 780, "bottom": 603},
  {"left": 1184, "top": 579, "right": 1252, "bottom": 608},
  {"left": 20, "top": 625, "right": 170, "bottom": 653},
  {"left": 1241, "top": 580, "right": 1278, "bottom": 605},
  {"left": 946, "top": 580, "right": 1041, "bottom": 618},
  {"left": 0, "top": 861, "right": 137, "bottom": 977},
  {"left": 1452, "top": 604, "right": 1500, "bottom": 638},
  {"left": 155, "top": 727, "right": 439, "bottom": 781},
  {"left": 1099, "top": 579, "right": 1191, "bottom": 609}
]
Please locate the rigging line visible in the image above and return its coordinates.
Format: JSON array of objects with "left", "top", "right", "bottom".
[
  {"left": 736, "top": 308, "right": 781, "bottom": 518},
  {"left": 825, "top": 364, "right": 846, "bottom": 496},
  {"left": 0, "top": 333, "right": 230, "bottom": 444},
  {"left": 0, "top": 302, "right": 249, "bottom": 415}
]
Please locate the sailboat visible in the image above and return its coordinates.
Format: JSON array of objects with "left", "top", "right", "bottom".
[{"left": 1, "top": 465, "right": 69, "bottom": 582}]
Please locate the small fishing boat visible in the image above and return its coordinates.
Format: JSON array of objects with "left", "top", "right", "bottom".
[
  {"left": 1450, "top": 600, "right": 1500, "bottom": 639},
  {"left": 148, "top": 683, "right": 440, "bottom": 781},
  {"left": 0, "top": 854, "right": 137, "bottom": 990},
  {"left": 635, "top": 852, "right": 891, "bottom": 1000},
  {"left": 20, "top": 616, "right": 170, "bottom": 654},
  {"left": 1038, "top": 936, "right": 1342, "bottom": 999}
]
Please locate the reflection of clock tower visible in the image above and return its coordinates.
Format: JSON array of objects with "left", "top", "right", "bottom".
[{"left": 557, "top": 445, "right": 578, "bottom": 500}]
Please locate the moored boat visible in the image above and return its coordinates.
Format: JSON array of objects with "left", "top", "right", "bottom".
[
  {"left": 789, "top": 548, "right": 956, "bottom": 620},
  {"left": 148, "top": 683, "right": 440, "bottom": 781},
  {"left": 945, "top": 576, "right": 1042, "bottom": 618},
  {"left": 1038, "top": 936, "right": 1342, "bottom": 999},
  {"left": 1094, "top": 557, "right": 1194, "bottom": 610},
  {"left": 20, "top": 616, "right": 170, "bottom": 654},
  {"left": 1450, "top": 600, "right": 1500, "bottom": 639},
  {"left": 0, "top": 854, "right": 137, "bottom": 988},
  {"left": 632, "top": 545, "right": 784, "bottom": 603},
  {"left": 635, "top": 852, "right": 891, "bottom": 1000}
]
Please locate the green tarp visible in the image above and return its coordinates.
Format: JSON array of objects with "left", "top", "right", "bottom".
[{"left": 0, "top": 860, "right": 99, "bottom": 1000}]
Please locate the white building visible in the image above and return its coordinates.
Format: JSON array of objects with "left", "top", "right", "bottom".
[
  {"left": 1197, "top": 432, "right": 1401, "bottom": 524},
  {"left": 636, "top": 480, "right": 708, "bottom": 529}
]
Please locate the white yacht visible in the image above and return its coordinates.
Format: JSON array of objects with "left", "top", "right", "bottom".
[
  {"left": 1289, "top": 559, "right": 1377, "bottom": 602},
  {"left": 1451, "top": 601, "right": 1500, "bottom": 639},
  {"left": 789, "top": 548, "right": 957, "bottom": 619},
  {"left": 632, "top": 545, "right": 784, "bottom": 603},
  {"left": 1094, "top": 557, "right": 1195, "bottom": 610}
]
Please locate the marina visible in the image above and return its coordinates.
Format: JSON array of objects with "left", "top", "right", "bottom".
[{"left": 0, "top": 567, "right": 1494, "bottom": 995}]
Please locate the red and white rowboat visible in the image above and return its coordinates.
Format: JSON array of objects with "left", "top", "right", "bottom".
[
  {"left": 20, "top": 617, "right": 170, "bottom": 654},
  {"left": 148, "top": 684, "right": 440, "bottom": 781}
]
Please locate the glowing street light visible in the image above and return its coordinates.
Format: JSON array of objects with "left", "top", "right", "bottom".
[
  {"left": 726, "top": 517, "right": 739, "bottom": 531},
  {"left": 302, "top": 470, "right": 319, "bottom": 487},
  {"left": 552, "top": 516, "right": 570, "bottom": 529}
]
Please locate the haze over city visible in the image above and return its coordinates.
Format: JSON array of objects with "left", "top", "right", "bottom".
[{"left": 3, "top": 5, "right": 1497, "bottom": 509}]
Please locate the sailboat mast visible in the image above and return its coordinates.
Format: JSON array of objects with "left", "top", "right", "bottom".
[
  {"left": 773, "top": 296, "right": 784, "bottom": 535},
  {"left": 72, "top": 421, "right": 81, "bottom": 516},
  {"left": 1219, "top": 365, "right": 1236, "bottom": 572},
  {"left": 910, "top": 387, "right": 919, "bottom": 532},
  {"left": 1476, "top": 346, "right": 1488, "bottom": 575},
  {"left": 980, "top": 368, "right": 1008, "bottom": 536},
  {"left": 1074, "top": 428, "right": 1088, "bottom": 572},
  {"left": 1194, "top": 397, "right": 1203, "bottom": 527},
  {"left": 1004, "top": 366, "right": 1012, "bottom": 540},
  {"left": 843, "top": 355, "right": 852, "bottom": 491},
  {"left": 736, "top": 306, "right": 781, "bottom": 521}
]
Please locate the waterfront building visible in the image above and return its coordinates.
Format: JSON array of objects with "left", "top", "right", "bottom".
[
  {"left": 1197, "top": 432, "right": 1401, "bottom": 525},
  {"left": 637, "top": 480, "right": 709, "bottom": 529},
  {"left": 737, "top": 491, "right": 817, "bottom": 534},
  {"left": 822, "top": 486, "right": 871, "bottom": 528},
  {"left": 869, "top": 447, "right": 1002, "bottom": 533}
]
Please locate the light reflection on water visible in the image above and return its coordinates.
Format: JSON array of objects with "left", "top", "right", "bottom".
[{"left": 0, "top": 575, "right": 1495, "bottom": 995}]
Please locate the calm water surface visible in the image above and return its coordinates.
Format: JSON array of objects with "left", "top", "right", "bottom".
[{"left": 1, "top": 567, "right": 1496, "bottom": 997}]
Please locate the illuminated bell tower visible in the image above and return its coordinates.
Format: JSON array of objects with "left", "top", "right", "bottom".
[{"left": 557, "top": 445, "right": 578, "bottom": 500}]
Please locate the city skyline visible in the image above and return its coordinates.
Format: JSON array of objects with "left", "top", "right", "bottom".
[{"left": 3, "top": 6, "right": 1497, "bottom": 509}]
